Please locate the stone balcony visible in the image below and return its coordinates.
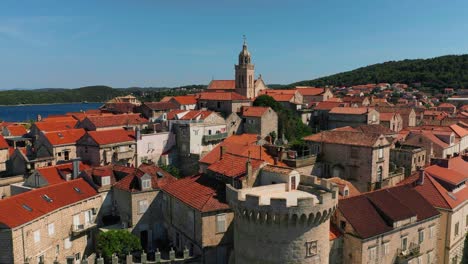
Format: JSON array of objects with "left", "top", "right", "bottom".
[
  {"left": 395, "top": 243, "right": 421, "bottom": 264},
  {"left": 71, "top": 221, "right": 97, "bottom": 236},
  {"left": 202, "top": 132, "right": 228, "bottom": 143},
  {"left": 115, "top": 149, "right": 134, "bottom": 160}
]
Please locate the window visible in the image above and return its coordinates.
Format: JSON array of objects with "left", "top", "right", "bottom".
[
  {"left": 454, "top": 222, "right": 459, "bottom": 236},
  {"left": 33, "top": 230, "right": 41, "bottom": 243},
  {"left": 427, "top": 251, "right": 433, "bottom": 264},
  {"left": 377, "top": 166, "right": 383, "bottom": 182},
  {"left": 48, "top": 223, "right": 55, "bottom": 236},
  {"left": 142, "top": 179, "right": 151, "bottom": 189},
  {"left": 216, "top": 214, "right": 226, "bottom": 233},
  {"left": 217, "top": 102, "right": 221, "bottom": 108},
  {"left": 340, "top": 221, "right": 346, "bottom": 230},
  {"left": 344, "top": 189, "right": 349, "bottom": 197},
  {"left": 194, "top": 130, "right": 198, "bottom": 136},
  {"left": 416, "top": 256, "right": 422, "bottom": 264},
  {"left": 368, "top": 246, "right": 377, "bottom": 260},
  {"left": 64, "top": 237, "right": 72, "bottom": 249},
  {"left": 85, "top": 210, "right": 93, "bottom": 225},
  {"left": 383, "top": 242, "right": 389, "bottom": 255},
  {"left": 418, "top": 229, "right": 424, "bottom": 244},
  {"left": 138, "top": 200, "right": 149, "bottom": 214},
  {"left": 429, "top": 225, "right": 435, "bottom": 238},
  {"left": 378, "top": 148, "right": 384, "bottom": 159},
  {"left": 101, "top": 176, "right": 110, "bottom": 186},
  {"left": 305, "top": 241, "right": 318, "bottom": 257},
  {"left": 372, "top": 114, "right": 376, "bottom": 122},
  {"left": 401, "top": 236, "right": 408, "bottom": 251},
  {"left": 55, "top": 245, "right": 60, "bottom": 256}
]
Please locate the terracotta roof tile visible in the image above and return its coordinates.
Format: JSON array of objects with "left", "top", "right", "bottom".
[
  {"left": 87, "top": 129, "right": 135, "bottom": 145},
  {"left": 113, "top": 164, "right": 176, "bottom": 192},
  {"left": 142, "top": 102, "right": 178, "bottom": 111},
  {"left": 0, "top": 179, "right": 98, "bottom": 228},
  {"left": 85, "top": 114, "right": 148, "bottom": 128},
  {"left": 241, "top": 106, "right": 270, "bottom": 117},
  {"left": 5, "top": 125, "right": 27, "bottom": 136},
  {"left": 304, "top": 130, "right": 385, "bottom": 147},
  {"left": 0, "top": 135, "right": 8, "bottom": 149},
  {"left": 313, "top": 101, "right": 348, "bottom": 110},
  {"left": 162, "top": 174, "right": 230, "bottom": 213},
  {"left": 44, "top": 129, "right": 86, "bottom": 146},
  {"left": 172, "top": 95, "right": 197, "bottom": 105},
  {"left": 167, "top": 110, "right": 215, "bottom": 121},
  {"left": 329, "top": 107, "right": 370, "bottom": 115},
  {"left": 208, "top": 153, "right": 265, "bottom": 178},
  {"left": 328, "top": 177, "right": 361, "bottom": 198},
  {"left": 295, "top": 87, "right": 325, "bottom": 96},
  {"left": 198, "top": 91, "right": 248, "bottom": 101},
  {"left": 34, "top": 120, "right": 78, "bottom": 132},
  {"left": 36, "top": 162, "right": 90, "bottom": 186},
  {"left": 207, "top": 80, "right": 236, "bottom": 90}
]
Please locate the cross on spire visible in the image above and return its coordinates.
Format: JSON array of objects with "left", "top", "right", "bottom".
[{"left": 243, "top": 35, "right": 247, "bottom": 46}]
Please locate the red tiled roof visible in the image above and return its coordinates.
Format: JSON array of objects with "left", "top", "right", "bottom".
[
  {"left": 241, "top": 106, "right": 270, "bottom": 117},
  {"left": 329, "top": 107, "right": 370, "bottom": 115},
  {"left": 426, "top": 165, "right": 467, "bottom": 185},
  {"left": 113, "top": 164, "right": 176, "bottom": 192},
  {"left": 85, "top": 114, "right": 148, "bottom": 128},
  {"left": 438, "top": 103, "right": 456, "bottom": 108},
  {"left": 295, "top": 87, "right": 325, "bottom": 96},
  {"left": 162, "top": 174, "right": 230, "bottom": 213},
  {"left": 87, "top": 129, "right": 135, "bottom": 145},
  {"left": 328, "top": 177, "right": 361, "bottom": 199},
  {"left": 172, "top": 95, "right": 197, "bottom": 105},
  {"left": 198, "top": 91, "right": 248, "bottom": 101},
  {"left": 208, "top": 153, "right": 265, "bottom": 178},
  {"left": 34, "top": 120, "right": 78, "bottom": 132},
  {"left": 313, "top": 101, "right": 347, "bottom": 110},
  {"left": 0, "top": 135, "right": 8, "bottom": 149},
  {"left": 355, "top": 124, "right": 395, "bottom": 135},
  {"left": 207, "top": 80, "right": 236, "bottom": 90},
  {"left": 379, "top": 112, "right": 397, "bottom": 121},
  {"left": 42, "top": 116, "right": 77, "bottom": 122},
  {"left": 304, "top": 130, "right": 385, "bottom": 147},
  {"left": 101, "top": 102, "right": 136, "bottom": 113},
  {"left": 44, "top": 129, "right": 86, "bottom": 146},
  {"left": 329, "top": 223, "right": 343, "bottom": 240},
  {"left": 143, "top": 102, "right": 178, "bottom": 111},
  {"left": 449, "top": 124, "right": 468, "bottom": 137},
  {"left": 167, "top": 110, "right": 215, "bottom": 121},
  {"left": 339, "top": 185, "right": 439, "bottom": 239},
  {"left": 0, "top": 179, "right": 98, "bottom": 228},
  {"left": 36, "top": 162, "right": 90, "bottom": 185},
  {"left": 5, "top": 125, "right": 27, "bottom": 136}
]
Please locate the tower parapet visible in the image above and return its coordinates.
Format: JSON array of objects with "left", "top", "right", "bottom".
[{"left": 227, "top": 174, "right": 338, "bottom": 263}]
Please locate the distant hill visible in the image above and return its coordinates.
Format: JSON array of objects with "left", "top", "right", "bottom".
[
  {"left": 0, "top": 85, "right": 205, "bottom": 105},
  {"left": 292, "top": 54, "right": 468, "bottom": 90}
]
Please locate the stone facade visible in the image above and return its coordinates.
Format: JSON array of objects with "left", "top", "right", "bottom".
[
  {"left": 0, "top": 147, "right": 7, "bottom": 172},
  {"left": 390, "top": 145, "right": 427, "bottom": 176},
  {"left": 328, "top": 108, "right": 380, "bottom": 129},
  {"left": 135, "top": 131, "right": 175, "bottom": 166},
  {"left": 227, "top": 174, "right": 338, "bottom": 264},
  {"left": 76, "top": 136, "right": 136, "bottom": 166},
  {"left": 241, "top": 107, "right": 278, "bottom": 139}
]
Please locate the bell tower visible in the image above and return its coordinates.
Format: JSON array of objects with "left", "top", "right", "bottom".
[{"left": 235, "top": 36, "right": 255, "bottom": 99}]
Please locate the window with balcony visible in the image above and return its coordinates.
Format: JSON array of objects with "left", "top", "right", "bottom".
[{"left": 216, "top": 213, "right": 226, "bottom": 233}]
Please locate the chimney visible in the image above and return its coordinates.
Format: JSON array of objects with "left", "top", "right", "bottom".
[
  {"left": 416, "top": 167, "right": 425, "bottom": 186},
  {"left": 246, "top": 158, "right": 252, "bottom": 182},
  {"left": 72, "top": 158, "right": 81, "bottom": 179},
  {"left": 220, "top": 146, "right": 226, "bottom": 159}
]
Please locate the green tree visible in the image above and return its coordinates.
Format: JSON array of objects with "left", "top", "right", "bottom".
[
  {"left": 96, "top": 230, "right": 142, "bottom": 260},
  {"left": 158, "top": 163, "right": 180, "bottom": 178}
]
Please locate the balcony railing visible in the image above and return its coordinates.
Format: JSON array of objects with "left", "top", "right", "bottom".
[
  {"left": 115, "top": 150, "right": 134, "bottom": 160},
  {"left": 396, "top": 243, "right": 420, "bottom": 263},
  {"left": 71, "top": 220, "right": 97, "bottom": 235},
  {"left": 203, "top": 132, "right": 228, "bottom": 143}
]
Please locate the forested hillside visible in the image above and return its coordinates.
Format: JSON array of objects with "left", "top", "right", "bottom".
[{"left": 293, "top": 55, "right": 468, "bottom": 89}]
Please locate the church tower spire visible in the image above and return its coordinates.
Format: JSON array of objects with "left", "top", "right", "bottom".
[{"left": 235, "top": 35, "right": 255, "bottom": 99}]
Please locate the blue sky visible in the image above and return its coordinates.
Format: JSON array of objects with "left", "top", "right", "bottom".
[{"left": 1, "top": 0, "right": 468, "bottom": 89}]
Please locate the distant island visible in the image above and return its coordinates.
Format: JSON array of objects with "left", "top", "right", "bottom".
[
  {"left": 1, "top": 54, "right": 467, "bottom": 105},
  {"left": 0, "top": 85, "right": 205, "bottom": 105}
]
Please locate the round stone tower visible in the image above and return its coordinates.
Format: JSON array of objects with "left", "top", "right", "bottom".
[{"left": 226, "top": 175, "right": 338, "bottom": 264}]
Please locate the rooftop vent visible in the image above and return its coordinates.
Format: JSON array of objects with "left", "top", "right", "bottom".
[
  {"left": 156, "top": 171, "right": 164, "bottom": 178},
  {"left": 42, "top": 194, "right": 53, "bottom": 203},
  {"left": 73, "top": 187, "right": 82, "bottom": 193},
  {"left": 22, "top": 204, "right": 32, "bottom": 211}
]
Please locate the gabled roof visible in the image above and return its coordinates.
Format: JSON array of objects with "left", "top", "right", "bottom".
[
  {"left": 167, "top": 110, "right": 215, "bottom": 121},
  {"left": 208, "top": 153, "right": 265, "bottom": 178},
  {"left": 379, "top": 112, "right": 398, "bottom": 121},
  {"left": 35, "top": 162, "right": 90, "bottom": 185},
  {"left": 84, "top": 114, "right": 148, "bottom": 128},
  {"left": 86, "top": 129, "right": 135, "bottom": 145},
  {"left": 329, "top": 107, "right": 370, "bottom": 115},
  {"left": 162, "top": 174, "right": 230, "bottom": 213},
  {"left": 0, "top": 179, "right": 98, "bottom": 228},
  {"left": 241, "top": 106, "right": 270, "bottom": 117},
  {"left": 198, "top": 91, "right": 249, "bottom": 101},
  {"left": 43, "top": 129, "right": 86, "bottom": 146},
  {"left": 295, "top": 87, "right": 325, "bottom": 96},
  {"left": 313, "top": 101, "right": 347, "bottom": 110},
  {"left": 142, "top": 102, "right": 178, "bottom": 111},
  {"left": 339, "top": 185, "right": 439, "bottom": 239},
  {"left": 113, "top": 164, "right": 176, "bottom": 192},
  {"left": 5, "top": 125, "right": 27, "bottom": 136},
  {"left": 207, "top": 80, "right": 236, "bottom": 90},
  {"left": 172, "top": 95, "right": 198, "bottom": 105},
  {"left": 34, "top": 120, "right": 78, "bottom": 132},
  {"left": 304, "top": 130, "right": 387, "bottom": 147},
  {"left": 355, "top": 124, "right": 395, "bottom": 135},
  {"left": 328, "top": 177, "right": 361, "bottom": 199}
]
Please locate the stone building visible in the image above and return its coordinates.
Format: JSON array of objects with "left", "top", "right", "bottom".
[
  {"left": 197, "top": 91, "right": 252, "bottom": 116},
  {"left": 76, "top": 129, "right": 136, "bottom": 166},
  {"left": 259, "top": 89, "right": 304, "bottom": 111},
  {"left": 328, "top": 107, "right": 380, "bottom": 129},
  {"left": 379, "top": 112, "right": 403, "bottom": 132},
  {"left": 403, "top": 129, "right": 459, "bottom": 159},
  {"left": 134, "top": 128, "right": 175, "bottom": 167},
  {"left": 112, "top": 163, "right": 176, "bottom": 252},
  {"left": 28, "top": 118, "right": 78, "bottom": 141},
  {"left": 0, "top": 135, "right": 8, "bottom": 172},
  {"left": 226, "top": 171, "right": 339, "bottom": 264},
  {"left": 138, "top": 102, "right": 179, "bottom": 121},
  {"left": 207, "top": 39, "right": 269, "bottom": 99},
  {"left": 400, "top": 155, "right": 468, "bottom": 264},
  {"left": 304, "top": 128, "right": 393, "bottom": 192},
  {"left": 240, "top": 106, "right": 278, "bottom": 139},
  {"left": 295, "top": 87, "right": 334, "bottom": 105},
  {"left": 309, "top": 102, "right": 349, "bottom": 131},
  {"left": 161, "top": 174, "right": 233, "bottom": 263},
  {"left": 77, "top": 113, "right": 148, "bottom": 131},
  {"left": 161, "top": 95, "right": 198, "bottom": 110},
  {"left": 375, "top": 106, "right": 417, "bottom": 128},
  {"left": 335, "top": 185, "right": 440, "bottom": 264},
  {"left": 0, "top": 179, "right": 102, "bottom": 264},
  {"left": 35, "top": 128, "right": 86, "bottom": 165},
  {"left": 390, "top": 144, "right": 427, "bottom": 176}
]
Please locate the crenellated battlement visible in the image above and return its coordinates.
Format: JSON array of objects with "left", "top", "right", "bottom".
[{"left": 226, "top": 175, "right": 339, "bottom": 227}]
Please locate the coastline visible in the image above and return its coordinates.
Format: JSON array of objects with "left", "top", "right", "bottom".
[{"left": 0, "top": 102, "right": 104, "bottom": 107}]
